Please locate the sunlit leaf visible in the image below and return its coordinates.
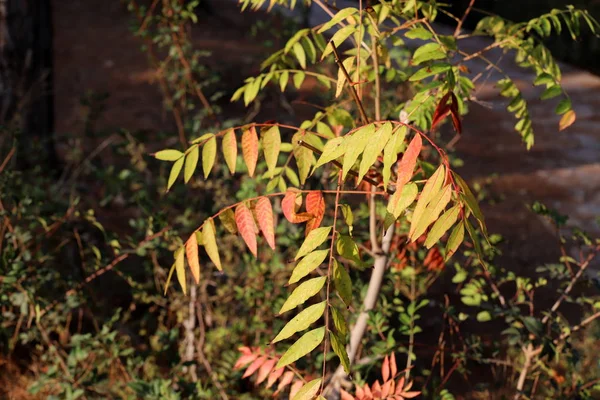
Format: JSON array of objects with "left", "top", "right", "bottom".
[
  {"left": 184, "top": 146, "right": 199, "bottom": 183},
  {"left": 167, "top": 157, "right": 184, "bottom": 192},
  {"left": 305, "top": 191, "right": 325, "bottom": 235},
  {"left": 322, "top": 25, "right": 357, "bottom": 59},
  {"left": 256, "top": 197, "right": 276, "bottom": 250},
  {"left": 279, "top": 276, "right": 327, "bottom": 314},
  {"left": 409, "top": 63, "right": 451, "bottom": 81},
  {"left": 202, "top": 135, "right": 217, "bottom": 179},
  {"left": 395, "top": 134, "right": 422, "bottom": 192},
  {"left": 291, "top": 378, "right": 322, "bottom": 400},
  {"left": 358, "top": 122, "right": 392, "bottom": 183},
  {"left": 289, "top": 249, "right": 329, "bottom": 284},
  {"left": 222, "top": 128, "right": 237, "bottom": 174},
  {"left": 272, "top": 301, "right": 326, "bottom": 343},
  {"left": 382, "top": 126, "right": 407, "bottom": 188},
  {"left": 235, "top": 203, "right": 258, "bottom": 257},
  {"left": 412, "top": 42, "right": 447, "bottom": 65},
  {"left": 292, "top": 132, "right": 314, "bottom": 184},
  {"left": 293, "top": 42, "right": 307, "bottom": 69},
  {"left": 282, "top": 190, "right": 313, "bottom": 224},
  {"left": 242, "top": 126, "right": 259, "bottom": 177},
  {"left": 175, "top": 247, "right": 186, "bottom": 294},
  {"left": 315, "top": 137, "right": 346, "bottom": 169},
  {"left": 409, "top": 164, "right": 445, "bottom": 238},
  {"left": 203, "top": 219, "right": 222, "bottom": 271},
  {"left": 155, "top": 149, "right": 183, "bottom": 161},
  {"left": 387, "top": 182, "right": 418, "bottom": 219},
  {"left": 318, "top": 8, "right": 357, "bottom": 33},
  {"left": 276, "top": 327, "right": 325, "bottom": 368},
  {"left": 186, "top": 233, "right": 200, "bottom": 284},
  {"left": 424, "top": 204, "right": 461, "bottom": 248},
  {"left": 410, "top": 184, "right": 452, "bottom": 241},
  {"left": 342, "top": 123, "right": 375, "bottom": 180},
  {"left": 295, "top": 226, "right": 332, "bottom": 260},
  {"left": 559, "top": 109, "right": 576, "bottom": 131},
  {"left": 445, "top": 221, "right": 464, "bottom": 260},
  {"left": 262, "top": 126, "right": 281, "bottom": 178}
]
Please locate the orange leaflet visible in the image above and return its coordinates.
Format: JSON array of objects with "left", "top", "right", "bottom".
[
  {"left": 242, "top": 125, "right": 259, "bottom": 177},
  {"left": 255, "top": 197, "right": 276, "bottom": 250},
  {"left": 305, "top": 191, "right": 325, "bottom": 235},
  {"left": 235, "top": 203, "right": 258, "bottom": 257},
  {"left": 185, "top": 233, "right": 200, "bottom": 284},
  {"left": 395, "top": 134, "right": 422, "bottom": 190},
  {"left": 282, "top": 190, "right": 312, "bottom": 224}
]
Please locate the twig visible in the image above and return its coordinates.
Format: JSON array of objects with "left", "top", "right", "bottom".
[
  {"left": 330, "top": 43, "right": 370, "bottom": 125},
  {"left": 454, "top": 0, "right": 476, "bottom": 37},
  {"left": 513, "top": 343, "right": 542, "bottom": 399},
  {"left": 0, "top": 146, "right": 15, "bottom": 173}
]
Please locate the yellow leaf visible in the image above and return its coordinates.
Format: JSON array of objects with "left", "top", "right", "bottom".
[
  {"left": 289, "top": 249, "right": 329, "bottom": 284},
  {"left": 279, "top": 276, "right": 326, "bottom": 315},
  {"left": 272, "top": 301, "right": 326, "bottom": 343},
  {"left": 167, "top": 157, "right": 184, "bottom": 192},
  {"left": 262, "top": 126, "right": 281, "bottom": 179},
  {"left": 291, "top": 378, "right": 322, "bottom": 400},
  {"left": 186, "top": 233, "right": 200, "bottom": 284},
  {"left": 295, "top": 226, "right": 332, "bottom": 261},
  {"left": 175, "top": 247, "right": 186, "bottom": 294},
  {"left": 203, "top": 219, "right": 222, "bottom": 271},
  {"left": 276, "top": 327, "right": 325, "bottom": 369},
  {"left": 184, "top": 146, "right": 199, "bottom": 183},
  {"left": 202, "top": 135, "right": 217, "bottom": 179},
  {"left": 559, "top": 109, "right": 576, "bottom": 131},
  {"left": 222, "top": 129, "right": 237, "bottom": 174}
]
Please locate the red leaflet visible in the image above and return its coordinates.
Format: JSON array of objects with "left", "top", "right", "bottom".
[
  {"left": 395, "top": 134, "right": 422, "bottom": 191},
  {"left": 255, "top": 358, "right": 276, "bottom": 384},
  {"left": 235, "top": 203, "right": 258, "bottom": 257},
  {"left": 282, "top": 190, "right": 312, "bottom": 224},
  {"left": 242, "top": 125, "right": 259, "bottom": 177},
  {"left": 242, "top": 355, "right": 267, "bottom": 378},
  {"left": 234, "top": 346, "right": 258, "bottom": 369},
  {"left": 255, "top": 197, "right": 276, "bottom": 250},
  {"left": 431, "top": 91, "right": 462, "bottom": 134},
  {"left": 185, "top": 233, "right": 200, "bottom": 284},
  {"left": 305, "top": 191, "right": 325, "bottom": 235}
]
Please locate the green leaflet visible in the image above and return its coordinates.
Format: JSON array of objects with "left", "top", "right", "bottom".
[
  {"left": 465, "top": 219, "right": 483, "bottom": 259},
  {"left": 155, "top": 149, "right": 183, "bottom": 161},
  {"left": 445, "top": 221, "right": 465, "bottom": 261},
  {"left": 175, "top": 247, "right": 186, "bottom": 295},
  {"left": 409, "top": 63, "right": 451, "bottom": 81},
  {"left": 330, "top": 331, "right": 350, "bottom": 374},
  {"left": 358, "top": 122, "right": 392, "bottom": 183},
  {"left": 164, "top": 262, "right": 176, "bottom": 295},
  {"left": 167, "top": 157, "right": 184, "bottom": 192},
  {"left": 293, "top": 42, "right": 307, "bottom": 69},
  {"left": 244, "top": 76, "right": 262, "bottom": 106},
  {"left": 278, "top": 276, "right": 326, "bottom": 315},
  {"left": 410, "top": 184, "right": 452, "bottom": 242},
  {"left": 272, "top": 301, "right": 326, "bottom": 343},
  {"left": 291, "top": 379, "right": 322, "bottom": 400},
  {"left": 276, "top": 327, "right": 325, "bottom": 369},
  {"left": 285, "top": 167, "right": 300, "bottom": 187},
  {"left": 382, "top": 126, "right": 407, "bottom": 188},
  {"left": 293, "top": 72, "right": 305, "bottom": 89},
  {"left": 387, "top": 182, "right": 418, "bottom": 219},
  {"left": 289, "top": 249, "right": 329, "bottom": 284},
  {"left": 425, "top": 204, "right": 461, "bottom": 248},
  {"left": 222, "top": 129, "right": 237, "bottom": 174},
  {"left": 202, "top": 219, "right": 222, "bottom": 271},
  {"left": 405, "top": 26, "right": 433, "bottom": 40},
  {"left": 333, "top": 259, "right": 352, "bottom": 307},
  {"left": 453, "top": 172, "right": 486, "bottom": 236},
  {"left": 184, "top": 146, "right": 199, "bottom": 183},
  {"left": 202, "top": 135, "right": 217, "bottom": 179},
  {"left": 336, "top": 235, "right": 360, "bottom": 263},
  {"left": 412, "top": 42, "right": 447, "bottom": 65},
  {"left": 292, "top": 132, "right": 314, "bottom": 184},
  {"left": 342, "top": 124, "right": 375, "bottom": 180},
  {"left": 284, "top": 28, "right": 310, "bottom": 53},
  {"left": 318, "top": 8, "right": 358, "bottom": 33},
  {"left": 279, "top": 70, "right": 289, "bottom": 92},
  {"left": 295, "top": 226, "right": 332, "bottom": 261},
  {"left": 409, "top": 164, "right": 445, "bottom": 237},
  {"left": 218, "top": 209, "right": 237, "bottom": 234},
  {"left": 322, "top": 25, "right": 358, "bottom": 59},
  {"left": 262, "top": 126, "right": 281, "bottom": 179},
  {"left": 314, "top": 137, "right": 346, "bottom": 169},
  {"left": 331, "top": 306, "right": 348, "bottom": 338}
]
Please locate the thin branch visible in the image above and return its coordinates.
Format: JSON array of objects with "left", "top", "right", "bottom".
[
  {"left": 330, "top": 43, "right": 370, "bottom": 125},
  {"left": 454, "top": 0, "right": 476, "bottom": 37}
]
